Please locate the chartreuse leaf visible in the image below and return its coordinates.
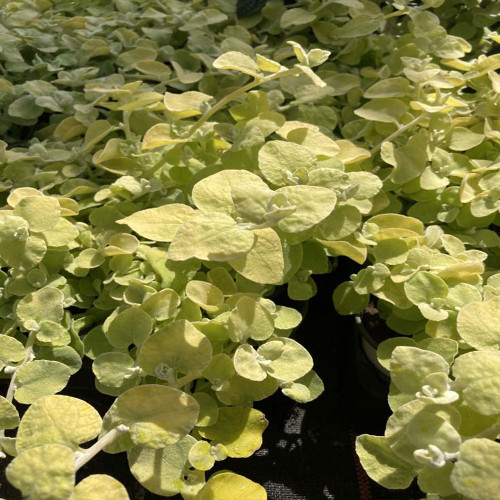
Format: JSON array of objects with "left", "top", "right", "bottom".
[
  {"left": 356, "top": 435, "right": 415, "bottom": 489},
  {"left": 14, "top": 360, "right": 72, "bottom": 404},
  {"left": 0, "top": 396, "right": 19, "bottom": 430},
  {"left": 72, "top": 475, "right": 129, "bottom": 500},
  {"left": 168, "top": 212, "right": 256, "bottom": 262},
  {"left": 6, "top": 444, "right": 75, "bottom": 500},
  {"left": 16, "top": 395, "right": 102, "bottom": 453},
  {"left": 233, "top": 344, "right": 267, "bottom": 381},
  {"left": 193, "top": 393, "right": 219, "bottom": 427},
  {"left": 192, "top": 170, "right": 267, "bottom": 215},
  {"left": 104, "top": 306, "right": 153, "bottom": 349},
  {"left": 141, "top": 289, "right": 180, "bottom": 321},
  {"left": 197, "top": 472, "right": 267, "bottom": 500},
  {"left": 137, "top": 320, "right": 212, "bottom": 377},
  {"left": 407, "top": 411, "right": 461, "bottom": 453},
  {"left": 281, "top": 370, "right": 324, "bottom": 403},
  {"left": 227, "top": 296, "right": 274, "bottom": 342},
  {"left": 102, "top": 385, "right": 199, "bottom": 449},
  {"left": 452, "top": 440, "right": 500, "bottom": 500},
  {"left": 185, "top": 281, "right": 224, "bottom": 313},
  {"left": 276, "top": 185, "right": 336, "bottom": 233},
  {"left": 0, "top": 335, "right": 25, "bottom": 369},
  {"left": 118, "top": 204, "right": 195, "bottom": 242},
  {"left": 93, "top": 352, "right": 137, "bottom": 388},
  {"left": 213, "top": 51, "right": 262, "bottom": 78},
  {"left": 0, "top": 215, "right": 46, "bottom": 270},
  {"left": 188, "top": 440, "right": 227, "bottom": 471},
  {"left": 258, "top": 140, "right": 316, "bottom": 187},
  {"left": 197, "top": 406, "right": 267, "bottom": 458},
  {"left": 457, "top": 296, "right": 500, "bottom": 349},
  {"left": 16, "top": 286, "right": 65, "bottom": 330},
  {"left": 128, "top": 435, "right": 197, "bottom": 497},
  {"left": 163, "top": 91, "right": 212, "bottom": 119},
  {"left": 257, "top": 338, "right": 313, "bottom": 382},
  {"left": 390, "top": 346, "right": 449, "bottom": 394},
  {"left": 13, "top": 196, "right": 60, "bottom": 232},
  {"left": 333, "top": 281, "right": 370, "bottom": 315},
  {"left": 230, "top": 228, "right": 284, "bottom": 285}
]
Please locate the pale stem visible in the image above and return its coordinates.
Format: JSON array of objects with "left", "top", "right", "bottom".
[
  {"left": 74, "top": 425, "right": 130, "bottom": 472},
  {"left": 5, "top": 332, "right": 36, "bottom": 404},
  {"left": 384, "top": 8, "right": 409, "bottom": 20},
  {"left": 371, "top": 114, "right": 425, "bottom": 155}
]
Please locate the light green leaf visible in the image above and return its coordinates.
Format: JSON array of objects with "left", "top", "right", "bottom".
[
  {"left": 128, "top": 435, "right": 197, "bottom": 497},
  {"left": 16, "top": 287, "right": 65, "bottom": 330},
  {"left": 281, "top": 370, "right": 324, "bottom": 403},
  {"left": 168, "top": 212, "right": 256, "bottom": 262},
  {"left": 450, "top": 439, "right": 500, "bottom": 500},
  {"left": 93, "top": 352, "right": 137, "bottom": 388},
  {"left": 100, "top": 306, "right": 151, "bottom": 348},
  {"left": 356, "top": 435, "right": 415, "bottom": 489},
  {"left": 355, "top": 99, "right": 408, "bottom": 124},
  {"left": 287, "top": 128, "right": 340, "bottom": 157},
  {"left": 104, "top": 385, "right": 199, "bottom": 449},
  {"left": 117, "top": 204, "right": 195, "bottom": 243},
  {"left": 258, "top": 140, "right": 316, "bottom": 187},
  {"left": 188, "top": 440, "right": 215, "bottom": 471},
  {"left": 163, "top": 91, "right": 212, "bottom": 119},
  {"left": 137, "top": 319, "right": 212, "bottom": 376},
  {"left": 404, "top": 271, "right": 448, "bottom": 305},
  {"left": 449, "top": 127, "right": 484, "bottom": 151},
  {"left": 16, "top": 395, "right": 102, "bottom": 453},
  {"left": 230, "top": 228, "right": 284, "bottom": 285},
  {"left": 193, "top": 393, "right": 219, "bottom": 427},
  {"left": 192, "top": 170, "right": 266, "bottom": 215},
  {"left": 463, "top": 376, "right": 500, "bottom": 416},
  {"left": 276, "top": 185, "right": 336, "bottom": 233},
  {"left": 15, "top": 360, "right": 71, "bottom": 404},
  {"left": 333, "top": 281, "right": 370, "bottom": 315},
  {"left": 0, "top": 396, "right": 20, "bottom": 430},
  {"left": 72, "top": 475, "right": 129, "bottom": 500},
  {"left": 142, "top": 123, "right": 187, "bottom": 149},
  {"left": 141, "top": 289, "right": 180, "bottom": 321},
  {"left": 280, "top": 8, "right": 316, "bottom": 28},
  {"left": 185, "top": 281, "right": 224, "bottom": 313},
  {"left": 234, "top": 344, "right": 267, "bottom": 381},
  {"left": 6, "top": 444, "right": 75, "bottom": 500},
  {"left": 213, "top": 51, "right": 262, "bottom": 78},
  {"left": 13, "top": 196, "right": 60, "bottom": 232},
  {"left": 407, "top": 412, "right": 461, "bottom": 452},
  {"left": 227, "top": 296, "right": 274, "bottom": 342},
  {"left": 390, "top": 347, "right": 449, "bottom": 394},
  {"left": 0, "top": 335, "right": 25, "bottom": 370},
  {"left": 364, "top": 78, "right": 412, "bottom": 98},
  {"left": 457, "top": 297, "right": 500, "bottom": 350},
  {"left": 197, "top": 472, "right": 267, "bottom": 500},
  {"left": 197, "top": 406, "right": 267, "bottom": 458},
  {"left": 258, "top": 337, "right": 313, "bottom": 381}
]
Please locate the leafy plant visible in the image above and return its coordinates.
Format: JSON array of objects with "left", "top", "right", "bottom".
[{"left": 0, "top": 0, "right": 499, "bottom": 498}]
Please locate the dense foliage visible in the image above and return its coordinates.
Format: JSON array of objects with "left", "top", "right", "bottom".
[{"left": 0, "top": 0, "right": 499, "bottom": 498}]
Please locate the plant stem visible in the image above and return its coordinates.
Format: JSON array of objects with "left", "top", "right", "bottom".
[
  {"left": 384, "top": 8, "right": 409, "bottom": 20},
  {"left": 187, "top": 67, "right": 300, "bottom": 137},
  {"left": 5, "top": 332, "right": 36, "bottom": 403},
  {"left": 371, "top": 114, "right": 425, "bottom": 155},
  {"left": 74, "top": 425, "right": 130, "bottom": 471}
]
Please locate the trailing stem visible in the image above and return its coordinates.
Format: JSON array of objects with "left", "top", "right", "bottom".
[{"left": 74, "top": 425, "right": 130, "bottom": 471}]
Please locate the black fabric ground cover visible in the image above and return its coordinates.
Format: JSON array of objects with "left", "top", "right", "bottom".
[{"left": 0, "top": 259, "right": 423, "bottom": 499}]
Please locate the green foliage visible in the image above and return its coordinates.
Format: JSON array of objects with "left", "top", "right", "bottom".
[{"left": 0, "top": 0, "right": 498, "bottom": 498}]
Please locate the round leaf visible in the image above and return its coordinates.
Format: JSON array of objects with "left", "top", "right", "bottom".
[
  {"left": 6, "top": 444, "right": 75, "bottom": 500},
  {"left": 105, "top": 306, "right": 153, "bottom": 349},
  {"left": 197, "top": 406, "right": 267, "bottom": 458},
  {"left": 105, "top": 385, "right": 199, "bottom": 448},
  {"left": 197, "top": 472, "right": 267, "bottom": 500},
  {"left": 15, "top": 360, "right": 71, "bottom": 404},
  {"left": 73, "top": 475, "right": 129, "bottom": 500},
  {"left": 16, "top": 395, "right": 102, "bottom": 453},
  {"left": 137, "top": 319, "right": 212, "bottom": 376}
]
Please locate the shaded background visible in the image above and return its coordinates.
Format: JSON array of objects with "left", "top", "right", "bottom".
[{"left": 0, "top": 259, "right": 423, "bottom": 499}]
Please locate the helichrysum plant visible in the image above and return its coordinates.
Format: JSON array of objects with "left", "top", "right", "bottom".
[{"left": 1, "top": 0, "right": 500, "bottom": 498}]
